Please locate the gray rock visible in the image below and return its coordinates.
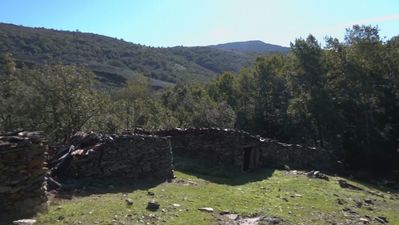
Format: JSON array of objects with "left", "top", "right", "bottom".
[
  {"left": 125, "top": 198, "right": 133, "bottom": 206},
  {"left": 13, "top": 219, "right": 36, "bottom": 225},
  {"left": 307, "top": 170, "right": 329, "bottom": 181},
  {"left": 338, "top": 179, "right": 363, "bottom": 190},
  {"left": 375, "top": 216, "right": 388, "bottom": 224},
  {"left": 146, "top": 200, "right": 160, "bottom": 211},
  {"left": 224, "top": 213, "right": 238, "bottom": 220},
  {"left": 364, "top": 199, "right": 373, "bottom": 204},
  {"left": 198, "top": 207, "right": 214, "bottom": 212},
  {"left": 260, "top": 216, "right": 284, "bottom": 224}
]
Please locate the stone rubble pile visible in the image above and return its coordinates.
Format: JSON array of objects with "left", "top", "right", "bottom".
[{"left": 0, "top": 131, "right": 48, "bottom": 217}]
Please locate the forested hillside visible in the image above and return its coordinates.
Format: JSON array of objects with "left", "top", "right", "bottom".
[
  {"left": 0, "top": 23, "right": 258, "bottom": 88},
  {"left": 1, "top": 25, "right": 398, "bottom": 173},
  {"left": 210, "top": 40, "right": 290, "bottom": 53}
]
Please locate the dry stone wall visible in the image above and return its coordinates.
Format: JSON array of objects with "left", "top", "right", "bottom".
[
  {"left": 50, "top": 128, "right": 335, "bottom": 179},
  {"left": 53, "top": 132, "right": 173, "bottom": 181},
  {"left": 153, "top": 128, "right": 259, "bottom": 168},
  {"left": 0, "top": 132, "right": 48, "bottom": 217},
  {"left": 259, "top": 140, "right": 334, "bottom": 171},
  {"left": 146, "top": 128, "right": 335, "bottom": 172}
]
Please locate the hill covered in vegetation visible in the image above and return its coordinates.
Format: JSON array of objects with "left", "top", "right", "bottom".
[
  {"left": 1, "top": 24, "right": 398, "bottom": 173},
  {"left": 210, "top": 40, "right": 290, "bottom": 54},
  {"left": 0, "top": 23, "right": 266, "bottom": 88}
]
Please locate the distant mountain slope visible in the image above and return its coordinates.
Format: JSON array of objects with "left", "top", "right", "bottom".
[
  {"left": 166, "top": 46, "right": 254, "bottom": 74},
  {"left": 210, "top": 40, "right": 289, "bottom": 54},
  {"left": 0, "top": 23, "right": 284, "bottom": 88}
]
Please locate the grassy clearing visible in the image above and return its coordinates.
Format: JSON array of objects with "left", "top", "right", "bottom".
[{"left": 34, "top": 157, "right": 399, "bottom": 225}]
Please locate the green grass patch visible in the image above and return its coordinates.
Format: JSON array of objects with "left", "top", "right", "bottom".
[{"left": 32, "top": 157, "right": 399, "bottom": 224}]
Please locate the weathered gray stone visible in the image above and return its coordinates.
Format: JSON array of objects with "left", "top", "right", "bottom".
[
  {"left": 12, "top": 219, "right": 37, "bottom": 225},
  {"left": 50, "top": 132, "right": 174, "bottom": 181},
  {"left": 150, "top": 128, "right": 336, "bottom": 172},
  {"left": 125, "top": 198, "right": 133, "bottom": 206},
  {"left": 146, "top": 200, "right": 160, "bottom": 211},
  {"left": 0, "top": 132, "right": 47, "bottom": 218},
  {"left": 198, "top": 207, "right": 214, "bottom": 212},
  {"left": 172, "top": 203, "right": 181, "bottom": 208}
]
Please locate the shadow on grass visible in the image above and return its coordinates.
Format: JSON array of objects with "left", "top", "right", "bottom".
[
  {"left": 0, "top": 177, "right": 168, "bottom": 225},
  {"left": 0, "top": 214, "right": 36, "bottom": 225},
  {"left": 173, "top": 155, "right": 274, "bottom": 185},
  {"left": 51, "top": 176, "right": 169, "bottom": 198},
  {"left": 50, "top": 155, "right": 274, "bottom": 198},
  {"left": 345, "top": 176, "right": 399, "bottom": 194}
]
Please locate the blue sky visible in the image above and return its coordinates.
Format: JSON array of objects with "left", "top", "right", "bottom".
[{"left": 0, "top": 0, "right": 398, "bottom": 47}]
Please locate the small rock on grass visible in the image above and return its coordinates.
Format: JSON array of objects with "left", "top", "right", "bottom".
[
  {"left": 13, "top": 219, "right": 36, "bottom": 225},
  {"left": 338, "top": 180, "right": 363, "bottom": 190},
  {"left": 219, "top": 210, "right": 230, "bottom": 215},
  {"left": 125, "top": 198, "right": 133, "bottom": 205},
  {"left": 307, "top": 170, "right": 329, "bottom": 181},
  {"left": 146, "top": 200, "right": 160, "bottom": 211},
  {"left": 198, "top": 207, "right": 214, "bottom": 212},
  {"left": 364, "top": 199, "right": 373, "bottom": 204},
  {"left": 224, "top": 213, "right": 239, "bottom": 220},
  {"left": 337, "top": 198, "right": 346, "bottom": 205},
  {"left": 359, "top": 217, "right": 369, "bottom": 223},
  {"left": 375, "top": 216, "right": 389, "bottom": 224}
]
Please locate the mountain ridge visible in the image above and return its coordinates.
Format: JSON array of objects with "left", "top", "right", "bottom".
[
  {"left": 209, "top": 40, "right": 290, "bottom": 54},
  {"left": 0, "top": 23, "right": 289, "bottom": 88}
]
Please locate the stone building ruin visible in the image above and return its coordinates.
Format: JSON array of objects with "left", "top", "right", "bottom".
[
  {"left": 150, "top": 128, "right": 335, "bottom": 172},
  {"left": 1, "top": 128, "right": 335, "bottom": 219},
  {"left": 153, "top": 128, "right": 262, "bottom": 171},
  {"left": 0, "top": 132, "right": 48, "bottom": 218},
  {"left": 50, "top": 132, "right": 174, "bottom": 180}
]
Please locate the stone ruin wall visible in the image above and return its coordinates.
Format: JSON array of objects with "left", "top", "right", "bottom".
[
  {"left": 148, "top": 128, "right": 335, "bottom": 171},
  {"left": 259, "top": 140, "right": 334, "bottom": 171},
  {"left": 0, "top": 128, "right": 334, "bottom": 221},
  {"left": 0, "top": 132, "right": 48, "bottom": 218},
  {"left": 55, "top": 132, "right": 174, "bottom": 181},
  {"left": 153, "top": 128, "right": 259, "bottom": 169}
]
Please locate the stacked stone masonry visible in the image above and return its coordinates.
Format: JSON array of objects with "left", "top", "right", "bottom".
[
  {"left": 148, "top": 128, "right": 335, "bottom": 172},
  {"left": 0, "top": 132, "right": 48, "bottom": 218},
  {"left": 57, "top": 132, "right": 174, "bottom": 180},
  {"left": 0, "top": 128, "right": 334, "bottom": 221}
]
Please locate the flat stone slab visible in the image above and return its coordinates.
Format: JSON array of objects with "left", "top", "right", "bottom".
[
  {"left": 198, "top": 207, "right": 214, "bottom": 212},
  {"left": 13, "top": 219, "right": 37, "bottom": 225}
]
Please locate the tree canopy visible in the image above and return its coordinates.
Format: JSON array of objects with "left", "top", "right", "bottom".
[{"left": 1, "top": 25, "right": 398, "bottom": 173}]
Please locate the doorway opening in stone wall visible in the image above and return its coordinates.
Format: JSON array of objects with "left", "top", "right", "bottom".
[{"left": 243, "top": 147, "right": 252, "bottom": 171}]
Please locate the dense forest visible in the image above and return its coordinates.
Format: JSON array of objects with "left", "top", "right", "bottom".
[{"left": 1, "top": 25, "right": 398, "bottom": 173}]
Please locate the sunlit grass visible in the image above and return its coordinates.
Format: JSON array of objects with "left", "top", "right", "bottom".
[{"left": 34, "top": 157, "right": 399, "bottom": 225}]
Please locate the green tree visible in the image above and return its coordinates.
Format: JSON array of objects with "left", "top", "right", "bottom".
[
  {"left": 253, "top": 55, "right": 290, "bottom": 138},
  {"left": 208, "top": 72, "right": 237, "bottom": 107},
  {"left": 115, "top": 74, "right": 150, "bottom": 130},
  {"left": 21, "top": 65, "right": 104, "bottom": 141},
  {"left": 0, "top": 53, "right": 19, "bottom": 131},
  {"left": 289, "top": 35, "right": 334, "bottom": 147}
]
